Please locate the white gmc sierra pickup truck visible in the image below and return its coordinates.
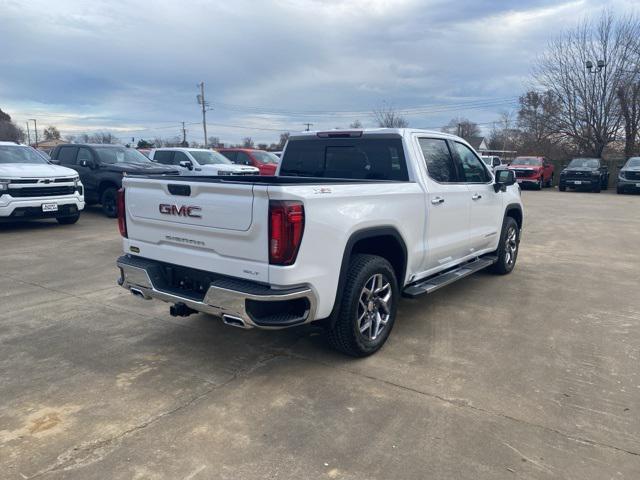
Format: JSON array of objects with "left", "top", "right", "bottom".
[{"left": 116, "top": 129, "right": 523, "bottom": 356}]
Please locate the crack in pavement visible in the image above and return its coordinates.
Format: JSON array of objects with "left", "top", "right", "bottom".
[
  {"left": 277, "top": 349, "right": 640, "bottom": 459},
  {"left": 6, "top": 274, "right": 640, "bottom": 472},
  {"left": 24, "top": 352, "right": 285, "bottom": 479}
]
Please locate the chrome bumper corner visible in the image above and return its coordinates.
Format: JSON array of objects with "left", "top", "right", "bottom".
[{"left": 116, "top": 256, "right": 317, "bottom": 329}]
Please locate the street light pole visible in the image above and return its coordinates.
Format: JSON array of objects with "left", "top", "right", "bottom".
[{"left": 26, "top": 122, "right": 31, "bottom": 146}]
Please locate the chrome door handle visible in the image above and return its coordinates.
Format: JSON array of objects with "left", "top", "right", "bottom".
[
  {"left": 431, "top": 197, "right": 445, "bottom": 205},
  {"left": 472, "top": 194, "right": 482, "bottom": 200}
]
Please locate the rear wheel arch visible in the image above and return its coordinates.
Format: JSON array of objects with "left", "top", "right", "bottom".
[
  {"left": 98, "top": 179, "right": 120, "bottom": 196},
  {"left": 326, "top": 227, "right": 408, "bottom": 326}
]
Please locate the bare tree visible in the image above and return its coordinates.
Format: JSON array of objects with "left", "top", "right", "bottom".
[
  {"left": 442, "top": 117, "right": 480, "bottom": 140},
  {"left": 278, "top": 132, "right": 290, "bottom": 149},
  {"left": 617, "top": 81, "right": 640, "bottom": 157},
  {"left": 373, "top": 105, "right": 408, "bottom": 128},
  {"left": 536, "top": 12, "right": 640, "bottom": 156},
  {"left": 88, "top": 132, "right": 118, "bottom": 144},
  {"left": 43, "top": 125, "right": 61, "bottom": 140},
  {"left": 349, "top": 120, "right": 363, "bottom": 128},
  {"left": 0, "top": 108, "right": 25, "bottom": 142},
  {"left": 242, "top": 137, "right": 254, "bottom": 148},
  {"left": 208, "top": 136, "right": 221, "bottom": 148}
]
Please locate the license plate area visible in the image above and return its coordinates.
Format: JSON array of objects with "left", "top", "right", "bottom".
[{"left": 42, "top": 203, "right": 58, "bottom": 212}]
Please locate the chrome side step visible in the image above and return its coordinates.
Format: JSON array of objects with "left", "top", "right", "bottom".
[{"left": 402, "top": 255, "right": 498, "bottom": 298}]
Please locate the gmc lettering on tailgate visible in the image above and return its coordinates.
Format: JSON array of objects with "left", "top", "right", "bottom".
[{"left": 159, "top": 204, "right": 202, "bottom": 218}]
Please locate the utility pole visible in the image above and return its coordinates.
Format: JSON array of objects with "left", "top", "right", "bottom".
[
  {"left": 29, "top": 119, "right": 38, "bottom": 148},
  {"left": 197, "top": 82, "right": 208, "bottom": 147},
  {"left": 181, "top": 121, "right": 188, "bottom": 146},
  {"left": 304, "top": 123, "right": 313, "bottom": 131},
  {"left": 26, "top": 122, "right": 31, "bottom": 146}
]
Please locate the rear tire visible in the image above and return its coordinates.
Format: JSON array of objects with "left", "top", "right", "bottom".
[
  {"left": 490, "top": 217, "right": 520, "bottom": 275},
  {"left": 56, "top": 214, "right": 80, "bottom": 225},
  {"left": 101, "top": 187, "right": 118, "bottom": 218},
  {"left": 326, "top": 254, "right": 398, "bottom": 357},
  {"left": 546, "top": 175, "right": 553, "bottom": 188}
]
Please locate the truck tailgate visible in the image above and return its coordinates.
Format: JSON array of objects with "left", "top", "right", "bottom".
[{"left": 122, "top": 176, "right": 270, "bottom": 282}]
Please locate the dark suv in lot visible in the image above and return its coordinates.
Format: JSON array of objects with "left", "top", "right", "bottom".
[
  {"left": 51, "top": 144, "right": 177, "bottom": 217},
  {"left": 559, "top": 158, "right": 609, "bottom": 193},
  {"left": 617, "top": 157, "right": 640, "bottom": 194}
]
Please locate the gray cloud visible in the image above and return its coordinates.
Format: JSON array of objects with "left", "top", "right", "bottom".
[{"left": 1, "top": 0, "right": 637, "bottom": 144}]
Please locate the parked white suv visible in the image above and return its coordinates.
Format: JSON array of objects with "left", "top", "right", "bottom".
[
  {"left": 149, "top": 148, "right": 259, "bottom": 176},
  {"left": 0, "top": 142, "right": 84, "bottom": 224},
  {"left": 117, "top": 129, "right": 523, "bottom": 356}
]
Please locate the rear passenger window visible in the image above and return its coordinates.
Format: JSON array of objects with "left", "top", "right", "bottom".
[
  {"left": 57, "top": 147, "right": 77, "bottom": 164},
  {"left": 418, "top": 138, "right": 457, "bottom": 183},
  {"left": 153, "top": 151, "right": 174, "bottom": 165},
  {"left": 453, "top": 142, "right": 491, "bottom": 183},
  {"left": 280, "top": 138, "right": 408, "bottom": 181}
]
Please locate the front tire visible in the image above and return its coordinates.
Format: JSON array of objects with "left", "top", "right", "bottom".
[
  {"left": 56, "top": 214, "right": 80, "bottom": 225},
  {"left": 490, "top": 217, "right": 520, "bottom": 275},
  {"left": 326, "top": 254, "right": 398, "bottom": 357},
  {"left": 536, "top": 177, "right": 543, "bottom": 190},
  {"left": 593, "top": 182, "right": 601, "bottom": 193},
  {"left": 101, "top": 187, "right": 118, "bottom": 217},
  {"left": 559, "top": 184, "right": 566, "bottom": 192}
]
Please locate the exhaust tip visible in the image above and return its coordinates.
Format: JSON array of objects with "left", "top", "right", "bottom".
[
  {"left": 222, "top": 315, "right": 247, "bottom": 328},
  {"left": 130, "top": 287, "right": 148, "bottom": 299}
]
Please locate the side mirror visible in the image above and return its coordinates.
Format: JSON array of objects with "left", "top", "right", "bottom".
[
  {"left": 49, "top": 158, "right": 60, "bottom": 165},
  {"left": 79, "top": 158, "right": 97, "bottom": 169},
  {"left": 492, "top": 158, "right": 501, "bottom": 167},
  {"left": 179, "top": 160, "right": 193, "bottom": 170},
  {"left": 494, "top": 169, "right": 516, "bottom": 192}
]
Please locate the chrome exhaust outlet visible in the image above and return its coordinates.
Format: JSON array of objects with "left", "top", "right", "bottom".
[
  {"left": 222, "top": 314, "right": 247, "bottom": 329},
  {"left": 130, "top": 287, "right": 149, "bottom": 299}
]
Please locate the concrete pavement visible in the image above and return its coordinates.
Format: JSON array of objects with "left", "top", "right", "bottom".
[{"left": 1, "top": 190, "right": 639, "bottom": 479}]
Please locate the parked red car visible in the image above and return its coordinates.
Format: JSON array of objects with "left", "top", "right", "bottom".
[
  {"left": 508, "top": 156, "right": 554, "bottom": 190},
  {"left": 217, "top": 148, "right": 279, "bottom": 176}
]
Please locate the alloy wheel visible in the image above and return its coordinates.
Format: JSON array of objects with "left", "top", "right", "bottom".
[
  {"left": 505, "top": 226, "right": 518, "bottom": 266},
  {"left": 357, "top": 273, "right": 392, "bottom": 341}
]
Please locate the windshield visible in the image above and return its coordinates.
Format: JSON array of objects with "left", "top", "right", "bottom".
[
  {"left": 626, "top": 158, "right": 640, "bottom": 168},
  {"left": 514, "top": 157, "right": 542, "bottom": 166},
  {"left": 251, "top": 151, "right": 279, "bottom": 164},
  {"left": 188, "top": 150, "right": 232, "bottom": 165},
  {"left": 94, "top": 146, "right": 152, "bottom": 164},
  {"left": 0, "top": 145, "right": 49, "bottom": 164},
  {"left": 568, "top": 158, "right": 599, "bottom": 168}
]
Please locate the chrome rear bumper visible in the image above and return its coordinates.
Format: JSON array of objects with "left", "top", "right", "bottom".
[{"left": 116, "top": 255, "right": 317, "bottom": 329}]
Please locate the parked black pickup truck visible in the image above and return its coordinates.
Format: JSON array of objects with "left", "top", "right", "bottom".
[
  {"left": 559, "top": 158, "right": 609, "bottom": 193},
  {"left": 51, "top": 144, "right": 178, "bottom": 217}
]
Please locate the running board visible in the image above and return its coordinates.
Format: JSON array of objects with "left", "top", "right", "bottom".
[{"left": 403, "top": 255, "right": 498, "bottom": 298}]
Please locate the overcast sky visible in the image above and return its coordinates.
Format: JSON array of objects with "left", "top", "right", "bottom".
[{"left": 0, "top": 0, "right": 637, "bottom": 145}]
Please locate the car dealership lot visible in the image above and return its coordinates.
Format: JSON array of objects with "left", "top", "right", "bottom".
[{"left": 1, "top": 191, "right": 639, "bottom": 479}]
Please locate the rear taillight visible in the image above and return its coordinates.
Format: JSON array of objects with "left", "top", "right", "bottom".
[
  {"left": 117, "top": 188, "right": 127, "bottom": 238},
  {"left": 269, "top": 200, "right": 304, "bottom": 265}
]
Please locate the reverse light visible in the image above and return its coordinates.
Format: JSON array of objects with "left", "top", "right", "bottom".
[
  {"left": 269, "top": 200, "right": 305, "bottom": 265},
  {"left": 117, "top": 188, "right": 127, "bottom": 238}
]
